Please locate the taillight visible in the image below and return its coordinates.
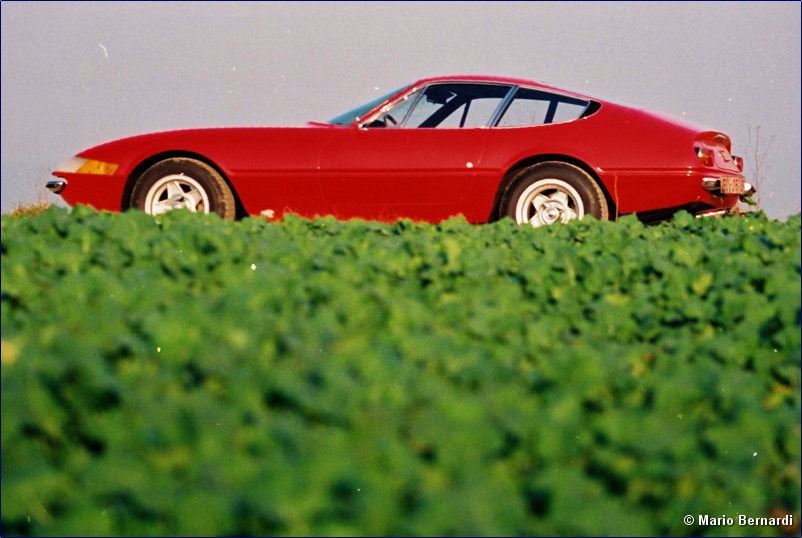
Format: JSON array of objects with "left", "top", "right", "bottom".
[
  {"left": 733, "top": 155, "right": 744, "bottom": 172},
  {"left": 695, "top": 146, "right": 715, "bottom": 167}
]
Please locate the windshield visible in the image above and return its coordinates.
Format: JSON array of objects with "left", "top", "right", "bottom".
[{"left": 327, "top": 84, "right": 410, "bottom": 125}]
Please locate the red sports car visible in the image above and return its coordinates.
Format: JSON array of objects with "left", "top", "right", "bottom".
[{"left": 49, "top": 75, "right": 753, "bottom": 226}]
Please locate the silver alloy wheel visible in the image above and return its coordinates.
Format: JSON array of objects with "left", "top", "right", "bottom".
[
  {"left": 514, "top": 178, "right": 585, "bottom": 227},
  {"left": 143, "top": 174, "right": 211, "bottom": 216}
]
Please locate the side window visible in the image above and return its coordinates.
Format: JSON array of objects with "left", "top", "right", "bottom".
[
  {"left": 461, "top": 98, "right": 507, "bottom": 128},
  {"left": 405, "top": 86, "right": 458, "bottom": 128},
  {"left": 433, "top": 98, "right": 506, "bottom": 128},
  {"left": 373, "top": 90, "right": 420, "bottom": 128},
  {"left": 552, "top": 101, "right": 589, "bottom": 124},
  {"left": 497, "top": 93, "right": 550, "bottom": 127},
  {"left": 497, "top": 87, "right": 590, "bottom": 127},
  {"left": 389, "top": 83, "right": 510, "bottom": 128}
]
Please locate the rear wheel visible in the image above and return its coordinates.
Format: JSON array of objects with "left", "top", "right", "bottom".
[
  {"left": 131, "top": 158, "right": 236, "bottom": 220},
  {"left": 501, "top": 162, "right": 608, "bottom": 226}
]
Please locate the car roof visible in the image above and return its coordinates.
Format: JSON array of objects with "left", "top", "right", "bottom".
[{"left": 411, "top": 75, "right": 597, "bottom": 102}]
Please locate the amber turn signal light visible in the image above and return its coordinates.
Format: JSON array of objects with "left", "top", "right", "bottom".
[{"left": 695, "top": 146, "right": 715, "bottom": 167}]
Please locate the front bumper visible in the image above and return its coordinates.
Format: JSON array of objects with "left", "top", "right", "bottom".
[
  {"left": 46, "top": 179, "right": 67, "bottom": 194},
  {"left": 47, "top": 171, "right": 127, "bottom": 211}
]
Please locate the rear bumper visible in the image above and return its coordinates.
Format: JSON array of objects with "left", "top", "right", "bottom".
[
  {"left": 694, "top": 206, "right": 744, "bottom": 218},
  {"left": 636, "top": 202, "right": 744, "bottom": 225},
  {"left": 701, "top": 176, "right": 756, "bottom": 196},
  {"left": 599, "top": 168, "right": 749, "bottom": 215}
]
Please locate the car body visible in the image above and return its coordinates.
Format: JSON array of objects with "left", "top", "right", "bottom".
[{"left": 49, "top": 75, "right": 753, "bottom": 226}]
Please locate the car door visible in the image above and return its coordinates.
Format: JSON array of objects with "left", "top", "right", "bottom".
[{"left": 317, "top": 83, "right": 512, "bottom": 222}]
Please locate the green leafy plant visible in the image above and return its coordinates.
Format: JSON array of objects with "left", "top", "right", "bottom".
[{"left": 2, "top": 206, "right": 800, "bottom": 536}]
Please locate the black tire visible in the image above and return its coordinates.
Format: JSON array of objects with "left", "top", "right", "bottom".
[
  {"left": 130, "top": 158, "right": 236, "bottom": 220},
  {"left": 500, "top": 162, "right": 608, "bottom": 226}
]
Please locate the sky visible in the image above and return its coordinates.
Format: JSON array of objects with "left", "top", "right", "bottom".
[{"left": 2, "top": 1, "right": 800, "bottom": 218}]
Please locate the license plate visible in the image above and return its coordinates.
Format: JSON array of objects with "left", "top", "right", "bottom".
[{"left": 720, "top": 176, "right": 745, "bottom": 194}]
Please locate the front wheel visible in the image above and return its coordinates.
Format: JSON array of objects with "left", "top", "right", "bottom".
[
  {"left": 501, "top": 162, "right": 608, "bottom": 227},
  {"left": 130, "top": 158, "right": 236, "bottom": 220}
]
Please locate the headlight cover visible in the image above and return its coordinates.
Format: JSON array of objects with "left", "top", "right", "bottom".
[{"left": 55, "top": 157, "right": 119, "bottom": 175}]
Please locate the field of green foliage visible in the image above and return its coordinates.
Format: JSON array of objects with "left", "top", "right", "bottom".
[{"left": 2, "top": 206, "right": 800, "bottom": 536}]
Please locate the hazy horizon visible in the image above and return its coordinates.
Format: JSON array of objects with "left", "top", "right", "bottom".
[{"left": 2, "top": 1, "right": 800, "bottom": 218}]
